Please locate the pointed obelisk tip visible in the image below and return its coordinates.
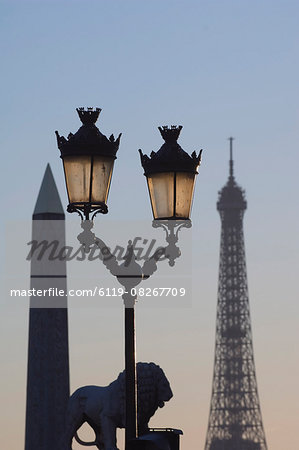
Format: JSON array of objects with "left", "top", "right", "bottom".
[{"left": 33, "top": 163, "right": 65, "bottom": 218}]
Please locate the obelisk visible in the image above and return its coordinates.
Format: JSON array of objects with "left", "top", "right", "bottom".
[{"left": 25, "top": 164, "right": 70, "bottom": 450}]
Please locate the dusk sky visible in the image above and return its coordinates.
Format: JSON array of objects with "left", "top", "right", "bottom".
[{"left": 1, "top": 1, "right": 299, "bottom": 449}]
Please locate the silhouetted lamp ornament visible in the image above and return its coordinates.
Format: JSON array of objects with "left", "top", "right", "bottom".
[
  {"left": 139, "top": 125, "right": 202, "bottom": 220},
  {"left": 55, "top": 107, "right": 121, "bottom": 220}
]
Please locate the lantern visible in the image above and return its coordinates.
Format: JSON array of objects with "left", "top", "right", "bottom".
[
  {"left": 55, "top": 107, "right": 121, "bottom": 220},
  {"left": 139, "top": 126, "right": 202, "bottom": 220}
]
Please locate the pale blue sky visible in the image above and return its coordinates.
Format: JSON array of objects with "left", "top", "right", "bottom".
[{"left": 1, "top": 1, "right": 299, "bottom": 449}]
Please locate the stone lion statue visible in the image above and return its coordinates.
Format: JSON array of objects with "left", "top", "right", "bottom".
[{"left": 63, "top": 362, "right": 173, "bottom": 450}]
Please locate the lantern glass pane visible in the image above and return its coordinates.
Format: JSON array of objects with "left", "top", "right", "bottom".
[
  {"left": 175, "top": 172, "right": 196, "bottom": 219},
  {"left": 147, "top": 172, "right": 174, "bottom": 219},
  {"left": 91, "top": 156, "right": 114, "bottom": 203},
  {"left": 63, "top": 155, "right": 91, "bottom": 203}
]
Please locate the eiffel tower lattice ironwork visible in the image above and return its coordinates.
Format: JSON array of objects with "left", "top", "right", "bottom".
[{"left": 204, "top": 138, "right": 268, "bottom": 450}]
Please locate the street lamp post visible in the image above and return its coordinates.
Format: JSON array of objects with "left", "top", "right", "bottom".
[{"left": 56, "top": 108, "right": 202, "bottom": 450}]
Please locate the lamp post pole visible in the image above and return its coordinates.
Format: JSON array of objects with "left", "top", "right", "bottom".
[
  {"left": 116, "top": 247, "right": 144, "bottom": 447},
  {"left": 124, "top": 301, "right": 137, "bottom": 445}
]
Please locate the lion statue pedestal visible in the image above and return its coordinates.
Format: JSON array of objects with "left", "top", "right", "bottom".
[{"left": 63, "top": 362, "right": 173, "bottom": 450}]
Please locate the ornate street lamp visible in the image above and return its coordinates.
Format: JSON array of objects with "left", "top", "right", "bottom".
[
  {"left": 56, "top": 109, "right": 203, "bottom": 450},
  {"left": 55, "top": 107, "right": 121, "bottom": 220},
  {"left": 139, "top": 125, "right": 202, "bottom": 220},
  {"left": 139, "top": 125, "right": 202, "bottom": 267}
]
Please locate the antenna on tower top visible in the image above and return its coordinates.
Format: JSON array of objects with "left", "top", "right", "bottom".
[{"left": 228, "top": 137, "right": 234, "bottom": 178}]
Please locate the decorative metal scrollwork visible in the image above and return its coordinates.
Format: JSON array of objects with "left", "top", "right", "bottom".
[
  {"left": 152, "top": 219, "right": 192, "bottom": 266},
  {"left": 67, "top": 202, "right": 108, "bottom": 221}
]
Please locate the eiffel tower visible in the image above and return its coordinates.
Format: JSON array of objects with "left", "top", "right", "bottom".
[{"left": 204, "top": 138, "right": 268, "bottom": 450}]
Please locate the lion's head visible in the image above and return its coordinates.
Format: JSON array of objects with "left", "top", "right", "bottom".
[{"left": 113, "top": 362, "right": 173, "bottom": 435}]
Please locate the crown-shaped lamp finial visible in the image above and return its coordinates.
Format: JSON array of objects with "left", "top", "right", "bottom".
[
  {"left": 158, "top": 125, "right": 183, "bottom": 143},
  {"left": 76, "top": 107, "right": 102, "bottom": 125}
]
